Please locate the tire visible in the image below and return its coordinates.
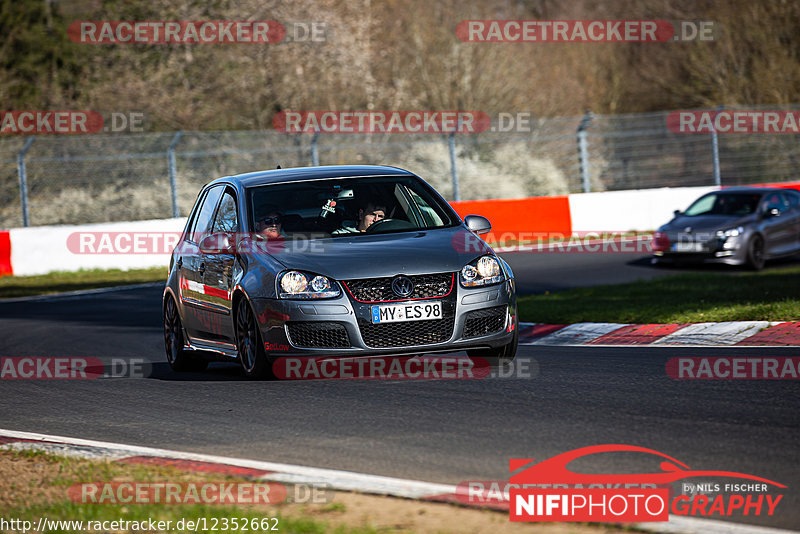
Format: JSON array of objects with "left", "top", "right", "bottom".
[
  {"left": 467, "top": 317, "right": 519, "bottom": 368},
  {"left": 745, "top": 234, "right": 766, "bottom": 271},
  {"left": 163, "top": 297, "right": 208, "bottom": 372},
  {"left": 235, "top": 299, "right": 273, "bottom": 379}
]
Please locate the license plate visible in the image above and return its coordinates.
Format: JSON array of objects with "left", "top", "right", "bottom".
[
  {"left": 371, "top": 302, "right": 442, "bottom": 323},
  {"left": 672, "top": 242, "right": 705, "bottom": 252}
]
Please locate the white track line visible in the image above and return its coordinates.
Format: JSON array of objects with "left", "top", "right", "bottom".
[
  {"left": 1, "top": 428, "right": 795, "bottom": 534},
  {"left": 0, "top": 428, "right": 451, "bottom": 499}
]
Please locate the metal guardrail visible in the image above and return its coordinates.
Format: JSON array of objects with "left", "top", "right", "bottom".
[{"left": 2, "top": 105, "right": 799, "bottom": 227}]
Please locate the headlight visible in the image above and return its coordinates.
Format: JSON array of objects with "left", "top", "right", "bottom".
[
  {"left": 278, "top": 271, "right": 340, "bottom": 299},
  {"left": 715, "top": 226, "right": 745, "bottom": 238},
  {"left": 460, "top": 255, "right": 504, "bottom": 287}
]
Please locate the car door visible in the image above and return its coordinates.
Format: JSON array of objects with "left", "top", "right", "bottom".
[
  {"left": 178, "top": 185, "right": 224, "bottom": 339},
  {"left": 784, "top": 191, "right": 800, "bottom": 253},
  {"left": 197, "top": 187, "right": 239, "bottom": 341},
  {"left": 760, "top": 192, "right": 794, "bottom": 256}
]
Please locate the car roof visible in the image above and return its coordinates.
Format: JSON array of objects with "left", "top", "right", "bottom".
[
  {"left": 716, "top": 187, "right": 794, "bottom": 195},
  {"left": 208, "top": 165, "right": 416, "bottom": 189}
]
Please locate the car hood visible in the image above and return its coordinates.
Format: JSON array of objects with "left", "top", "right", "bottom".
[
  {"left": 661, "top": 213, "right": 757, "bottom": 234},
  {"left": 258, "top": 226, "right": 495, "bottom": 280}
]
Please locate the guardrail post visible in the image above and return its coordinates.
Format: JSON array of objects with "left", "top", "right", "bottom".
[
  {"left": 711, "top": 105, "right": 723, "bottom": 187},
  {"left": 577, "top": 111, "right": 592, "bottom": 193},
  {"left": 167, "top": 131, "right": 183, "bottom": 218},
  {"left": 449, "top": 131, "right": 460, "bottom": 201},
  {"left": 17, "top": 136, "right": 36, "bottom": 227},
  {"left": 311, "top": 132, "right": 319, "bottom": 166}
]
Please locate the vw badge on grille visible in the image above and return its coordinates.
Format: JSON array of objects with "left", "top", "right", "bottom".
[{"left": 391, "top": 276, "right": 414, "bottom": 298}]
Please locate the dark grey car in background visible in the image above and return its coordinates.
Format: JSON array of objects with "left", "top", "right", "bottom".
[
  {"left": 651, "top": 187, "right": 800, "bottom": 270},
  {"left": 162, "top": 165, "right": 517, "bottom": 378}
]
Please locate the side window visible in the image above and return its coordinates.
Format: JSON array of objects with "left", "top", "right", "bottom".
[
  {"left": 404, "top": 185, "right": 444, "bottom": 226},
  {"left": 212, "top": 190, "right": 238, "bottom": 233},
  {"left": 685, "top": 195, "right": 715, "bottom": 216},
  {"left": 786, "top": 192, "right": 800, "bottom": 209},
  {"left": 188, "top": 186, "right": 224, "bottom": 242},
  {"left": 764, "top": 193, "right": 788, "bottom": 214}
]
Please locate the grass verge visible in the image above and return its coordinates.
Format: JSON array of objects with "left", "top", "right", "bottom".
[
  {"left": 0, "top": 448, "right": 621, "bottom": 534},
  {"left": 517, "top": 265, "right": 800, "bottom": 324},
  {"left": 0, "top": 267, "right": 167, "bottom": 299}
]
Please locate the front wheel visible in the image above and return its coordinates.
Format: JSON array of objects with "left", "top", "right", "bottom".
[
  {"left": 235, "top": 300, "right": 273, "bottom": 379},
  {"left": 745, "top": 234, "right": 766, "bottom": 271},
  {"left": 467, "top": 326, "right": 518, "bottom": 368},
  {"left": 163, "top": 297, "right": 208, "bottom": 372}
]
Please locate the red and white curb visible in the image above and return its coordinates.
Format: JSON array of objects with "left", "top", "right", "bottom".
[
  {"left": 0, "top": 429, "right": 795, "bottom": 534},
  {"left": 519, "top": 322, "right": 800, "bottom": 346}
]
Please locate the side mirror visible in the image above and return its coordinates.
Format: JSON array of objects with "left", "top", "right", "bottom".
[
  {"left": 199, "top": 232, "right": 234, "bottom": 254},
  {"left": 673, "top": 209, "right": 682, "bottom": 217},
  {"left": 464, "top": 215, "right": 491, "bottom": 235},
  {"left": 762, "top": 208, "right": 780, "bottom": 219}
]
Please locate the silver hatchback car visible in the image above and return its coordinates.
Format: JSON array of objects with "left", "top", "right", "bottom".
[
  {"left": 652, "top": 187, "right": 800, "bottom": 270},
  {"left": 163, "top": 165, "right": 517, "bottom": 378}
]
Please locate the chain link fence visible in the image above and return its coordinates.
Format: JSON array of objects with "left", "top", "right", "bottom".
[{"left": 2, "top": 105, "right": 799, "bottom": 227}]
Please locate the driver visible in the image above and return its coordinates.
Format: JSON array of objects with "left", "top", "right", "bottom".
[
  {"left": 333, "top": 202, "right": 386, "bottom": 234},
  {"left": 256, "top": 211, "right": 286, "bottom": 240}
]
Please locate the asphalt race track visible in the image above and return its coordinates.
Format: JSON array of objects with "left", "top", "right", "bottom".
[{"left": 1, "top": 253, "right": 799, "bottom": 530}]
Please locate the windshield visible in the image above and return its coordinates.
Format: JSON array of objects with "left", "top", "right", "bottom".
[
  {"left": 684, "top": 193, "right": 762, "bottom": 217},
  {"left": 246, "top": 175, "right": 459, "bottom": 238}
]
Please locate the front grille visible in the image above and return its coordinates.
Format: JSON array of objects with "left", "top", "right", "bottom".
[
  {"left": 343, "top": 273, "right": 453, "bottom": 302},
  {"left": 286, "top": 322, "right": 350, "bottom": 348},
  {"left": 359, "top": 316, "right": 455, "bottom": 348},
  {"left": 463, "top": 306, "right": 507, "bottom": 338}
]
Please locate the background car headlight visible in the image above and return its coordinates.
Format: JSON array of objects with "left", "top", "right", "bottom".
[
  {"left": 460, "top": 256, "right": 504, "bottom": 287},
  {"left": 279, "top": 271, "right": 340, "bottom": 299},
  {"left": 716, "top": 226, "right": 745, "bottom": 238}
]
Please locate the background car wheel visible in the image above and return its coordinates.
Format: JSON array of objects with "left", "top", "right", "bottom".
[
  {"left": 746, "top": 234, "right": 766, "bottom": 271},
  {"left": 163, "top": 297, "right": 208, "bottom": 372},
  {"left": 235, "top": 300, "right": 273, "bottom": 379}
]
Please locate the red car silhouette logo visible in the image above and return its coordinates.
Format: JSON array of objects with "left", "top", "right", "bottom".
[{"left": 510, "top": 444, "right": 785, "bottom": 487}]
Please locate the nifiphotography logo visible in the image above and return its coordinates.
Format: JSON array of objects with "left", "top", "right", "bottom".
[{"left": 498, "top": 445, "right": 785, "bottom": 522}]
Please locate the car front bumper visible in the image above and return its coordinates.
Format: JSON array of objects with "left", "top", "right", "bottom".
[
  {"left": 251, "top": 279, "right": 517, "bottom": 357},
  {"left": 652, "top": 234, "right": 749, "bottom": 265}
]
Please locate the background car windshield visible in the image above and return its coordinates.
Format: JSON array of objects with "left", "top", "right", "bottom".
[
  {"left": 246, "top": 176, "right": 458, "bottom": 237},
  {"left": 684, "top": 193, "right": 762, "bottom": 217}
]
